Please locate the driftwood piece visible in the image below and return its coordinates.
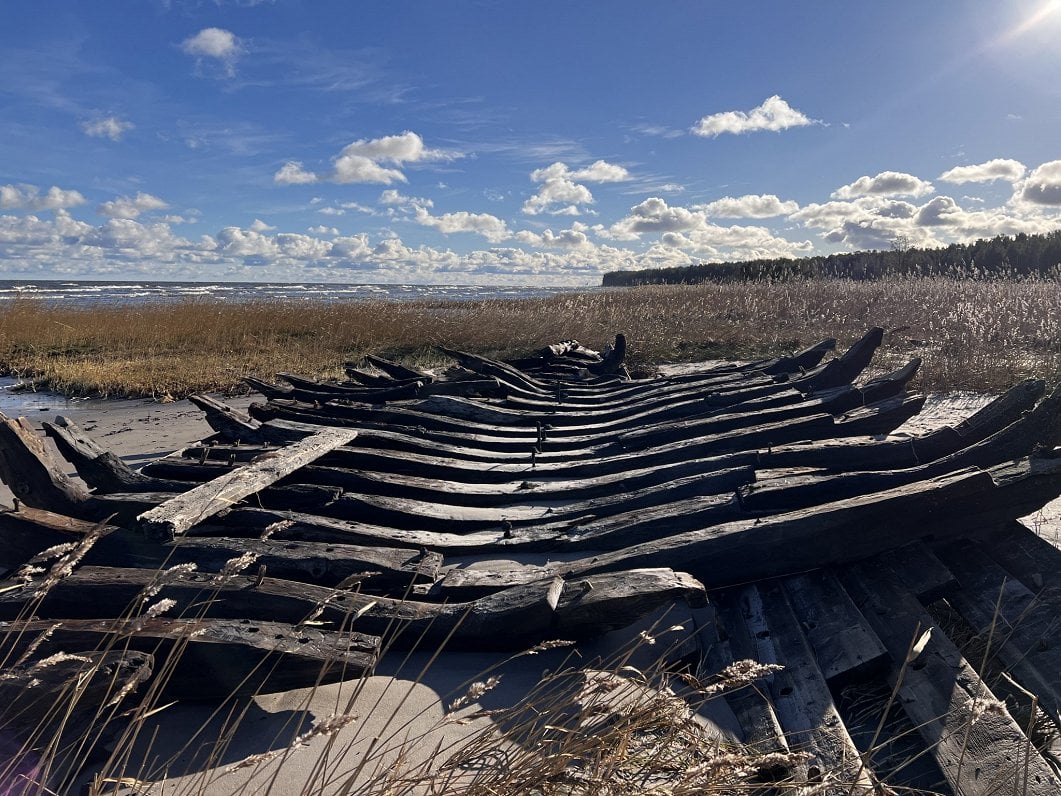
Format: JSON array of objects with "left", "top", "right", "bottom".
[
  {"left": 0, "top": 616, "right": 378, "bottom": 700},
  {"left": 0, "top": 412, "right": 91, "bottom": 514},
  {"left": 136, "top": 427, "right": 358, "bottom": 540},
  {"left": 839, "top": 561, "right": 1061, "bottom": 795}
]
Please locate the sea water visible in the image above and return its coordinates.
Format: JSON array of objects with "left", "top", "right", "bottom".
[{"left": 0, "top": 280, "right": 578, "bottom": 306}]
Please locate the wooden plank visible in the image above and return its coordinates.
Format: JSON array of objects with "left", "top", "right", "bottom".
[
  {"left": 136, "top": 427, "right": 358, "bottom": 540},
  {"left": 875, "top": 541, "right": 958, "bottom": 602},
  {"left": 934, "top": 541, "right": 1061, "bottom": 722},
  {"left": 86, "top": 534, "right": 444, "bottom": 591},
  {"left": 710, "top": 588, "right": 791, "bottom": 760},
  {"left": 0, "top": 616, "right": 378, "bottom": 699},
  {"left": 753, "top": 581, "right": 876, "bottom": 792},
  {"left": 978, "top": 519, "right": 1061, "bottom": 592},
  {"left": 781, "top": 569, "right": 888, "bottom": 683},
  {"left": 839, "top": 561, "right": 1061, "bottom": 795}
]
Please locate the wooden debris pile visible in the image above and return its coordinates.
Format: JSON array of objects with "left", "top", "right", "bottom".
[{"left": 2, "top": 328, "right": 1061, "bottom": 793}]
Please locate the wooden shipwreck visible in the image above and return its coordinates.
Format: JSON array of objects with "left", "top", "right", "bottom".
[{"left": 1, "top": 328, "right": 1061, "bottom": 793}]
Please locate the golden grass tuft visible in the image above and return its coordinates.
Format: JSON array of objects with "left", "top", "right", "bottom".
[{"left": 1, "top": 275, "right": 1059, "bottom": 397}]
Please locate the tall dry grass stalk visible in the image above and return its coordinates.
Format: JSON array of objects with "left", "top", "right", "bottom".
[{"left": 1, "top": 276, "right": 1058, "bottom": 397}]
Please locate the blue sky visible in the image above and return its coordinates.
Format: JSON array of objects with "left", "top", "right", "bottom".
[{"left": 2, "top": 0, "right": 1061, "bottom": 285}]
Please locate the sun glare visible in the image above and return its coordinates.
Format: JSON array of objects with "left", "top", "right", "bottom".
[{"left": 1003, "top": 0, "right": 1061, "bottom": 41}]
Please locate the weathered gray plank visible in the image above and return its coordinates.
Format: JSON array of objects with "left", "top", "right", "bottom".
[
  {"left": 875, "top": 541, "right": 958, "bottom": 602},
  {"left": 781, "top": 569, "right": 888, "bottom": 683},
  {"left": 710, "top": 588, "right": 791, "bottom": 760},
  {"left": 934, "top": 541, "right": 1061, "bottom": 723},
  {"left": 839, "top": 561, "right": 1061, "bottom": 795},
  {"left": 753, "top": 581, "right": 876, "bottom": 792},
  {"left": 136, "top": 427, "right": 358, "bottom": 540}
]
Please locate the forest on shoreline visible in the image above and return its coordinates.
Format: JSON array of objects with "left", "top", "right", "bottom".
[{"left": 602, "top": 230, "right": 1061, "bottom": 286}]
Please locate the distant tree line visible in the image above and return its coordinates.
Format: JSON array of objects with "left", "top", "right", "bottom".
[{"left": 601, "top": 230, "right": 1061, "bottom": 286}]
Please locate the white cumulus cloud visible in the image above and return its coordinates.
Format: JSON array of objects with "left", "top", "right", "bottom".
[
  {"left": 97, "top": 192, "right": 170, "bottom": 219},
  {"left": 181, "top": 28, "right": 242, "bottom": 75},
  {"left": 692, "top": 95, "right": 817, "bottom": 137},
  {"left": 696, "top": 194, "right": 799, "bottom": 218},
  {"left": 522, "top": 160, "right": 629, "bottom": 216},
  {"left": 413, "top": 206, "right": 510, "bottom": 242},
  {"left": 0, "top": 184, "right": 87, "bottom": 212},
  {"left": 939, "top": 158, "right": 1026, "bottom": 184},
  {"left": 274, "top": 162, "right": 318, "bottom": 185},
  {"left": 274, "top": 132, "right": 453, "bottom": 187},
  {"left": 81, "top": 116, "right": 134, "bottom": 141},
  {"left": 249, "top": 218, "right": 275, "bottom": 232},
  {"left": 1019, "top": 160, "right": 1061, "bottom": 205},
  {"left": 832, "top": 171, "right": 934, "bottom": 199}
]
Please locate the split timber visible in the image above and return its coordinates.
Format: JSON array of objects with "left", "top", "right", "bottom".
[{"left": 1, "top": 329, "right": 1060, "bottom": 793}]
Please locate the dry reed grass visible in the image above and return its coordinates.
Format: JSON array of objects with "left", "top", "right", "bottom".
[{"left": 1, "top": 276, "right": 1058, "bottom": 398}]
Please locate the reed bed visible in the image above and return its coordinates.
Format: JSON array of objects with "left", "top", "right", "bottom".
[{"left": 1, "top": 276, "right": 1058, "bottom": 398}]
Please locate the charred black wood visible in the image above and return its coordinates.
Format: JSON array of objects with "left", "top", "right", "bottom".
[
  {"left": 0, "top": 616, "right": 378, "bottom": 700},
  {"left": 364, "top": 354, "right": 433, "bottom": 382},
  {"left": 1, "top": 565, "right": 704, "bottom": 651},
  {"left": 0, "top": 649, "right": 153, "bottom": 790},
  {"left": 42, "top": 416, "right": 188, "bottom": 493}
]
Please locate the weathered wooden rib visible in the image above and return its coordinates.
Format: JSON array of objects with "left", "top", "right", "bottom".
[
  {"left": 187, "top": 393, "right": 270, "bottom": 444},
  {"left": 83, "top": 532, "right": 443, "bottom": 591},
  {"left": 364, "top": 353, "right": 433, "bottom": 382},
  {"left": 0, "top": 505, "right": 104, "bottom": 572},
  {"left": 42, "top": 416, "right": 188, "bottom": 493},
  {"left": 0, "top": 616, "right": 379, "bottom": 700},
  {"left": 343, "top": 363, "right": 403, "bottom": 387},
  {"left": 0, "top": 565, "right": 704, "bottom": 651},
  {"left": 0, "top": 412, "right": 93, "bottom": 515},
  {"left": 759, "top": 377, "right": 1047, "bottom": 472},
  {"left": 136, "top": 427, "right": 359, "bottom": 540},
  {"left": 740, "top": 383, "right": 1061, "bottom": 513},
  {"left": 839, "top": 561, "right": 1061, "bottom": 795},
  {"left": 244, "top": 375, "right": 424, "bottom": 404},
  {"left": 431, "top": 456, "right": 1061, "bottom": 595}
]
